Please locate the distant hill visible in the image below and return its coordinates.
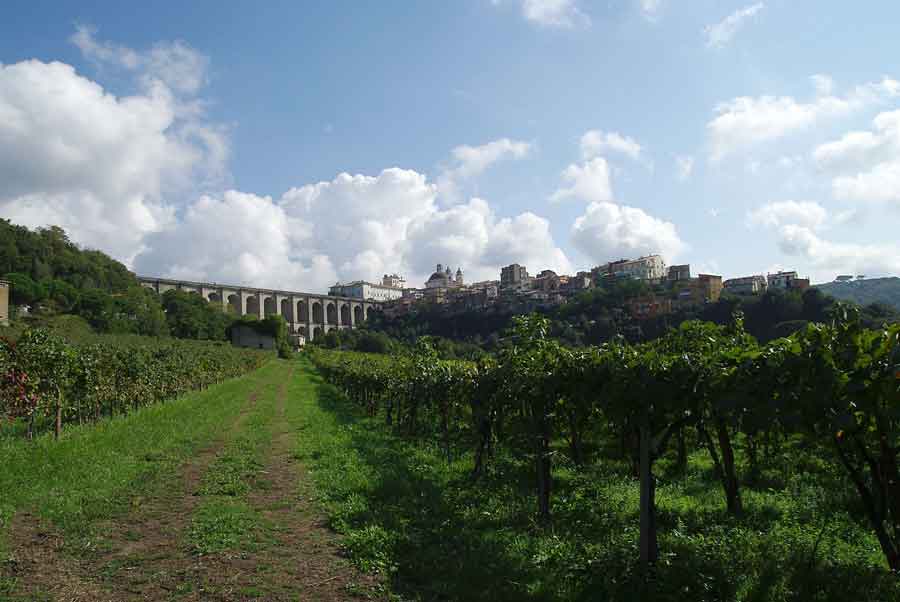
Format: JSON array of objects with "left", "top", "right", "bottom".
[{"left": 815, "top": 277, "right": 900, "bottom": 311}]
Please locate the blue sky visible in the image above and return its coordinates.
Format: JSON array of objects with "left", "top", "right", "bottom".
[{"left": 1, "top": 0, "right": 899, "bottom": 290}]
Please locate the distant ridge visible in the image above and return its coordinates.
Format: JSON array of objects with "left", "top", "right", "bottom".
[{"left": 815, "top": 277, "right": 900, "bottom": 311}]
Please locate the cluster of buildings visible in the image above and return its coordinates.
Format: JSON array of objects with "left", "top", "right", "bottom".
[
  {"left": 723, "top": 271, "right": 810, "bottom": 296},
  {"left": 327, "top": 255, "right": 812, "bottom": 322}
]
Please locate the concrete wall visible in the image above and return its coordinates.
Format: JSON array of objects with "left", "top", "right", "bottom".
[
  {"left": 0, "top": 280, "right": 8, "bottom": 326},
  {"left": 231, "top": 324, "right": 276, "bottom": 350}
]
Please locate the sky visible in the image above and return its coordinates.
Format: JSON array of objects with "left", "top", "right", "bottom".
[{"left": 2, "top": 0, "right": 900, "bottom": 291}]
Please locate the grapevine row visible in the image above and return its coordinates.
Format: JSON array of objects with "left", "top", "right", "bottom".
[
  {"left": 310, "top": 307, "right": 900, "bottom": 569},
  {"left": 0, "top": 328, "right": 269, "bottom": 439}
]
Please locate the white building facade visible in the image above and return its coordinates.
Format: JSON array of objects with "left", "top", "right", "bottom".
[
  {"left": 329, "top": 281, "right": 404, "bottom": 302},
  {"left": 767, "top": 271, "right": 799, "bottom": 291},
  {"left": 597, "top": 255, "right": 667, "bottom": 281},
  {"left": 724, "top": 275, "right": 768, "bottom": 295},
  {"left": 382, "top": 273, "right": 406, "bottom": 288}
]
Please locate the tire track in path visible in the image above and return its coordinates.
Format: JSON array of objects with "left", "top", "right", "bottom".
[
  {"left": 3, "top": 374, "right": 266, "bottom": 602},
  {"left": 194, "top": 365, "right": 383, "bottom": 601}
]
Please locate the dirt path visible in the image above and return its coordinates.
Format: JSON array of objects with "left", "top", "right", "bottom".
[
  {"left": 3, "top": 384, "right": 261, "bottom": 602},
  {"left": 191, "top": 367, "right": 381, "bottom": 601},
  {"left": 3, "top": 363, "right": 380, "bottom": 602}
]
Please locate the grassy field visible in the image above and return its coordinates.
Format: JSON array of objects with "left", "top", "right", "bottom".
[{"left": 292, "top": 357, "right": 900, "bottom": 602}]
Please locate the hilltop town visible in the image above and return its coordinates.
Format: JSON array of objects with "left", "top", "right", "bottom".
[{"left": 329, "top": 254, "right": 813, "bottom": 321}]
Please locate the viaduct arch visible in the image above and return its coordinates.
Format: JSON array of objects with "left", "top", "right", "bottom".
[{"left": 137, "top": 276, "right": 380, "bottom": 336}]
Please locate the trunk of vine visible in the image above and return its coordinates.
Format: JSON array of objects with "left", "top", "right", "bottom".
[
  {"left": 746, "top": 434, "right": 759, "bottom": 482},
  {"left": 408, "top": 398, "right": 419, "bottom": 436},
  {"left": 629, "top": 429, "right": 640, "bottom": 478},
  {"left": 878, "top": 435, "right": 900, "bottom": 570},
  {"left": 441, "top": 406, "right": 451, "bottom": 465},
  {"left": 568, "top": 410, "right": 584, "bottom": 467},
  {"left": 535, "top": 409, "right": 552, "bottom": 523},
  {"left": 55, "top": 388, "right": 63, "bottom": 440},
  {"left": 715, "top": 419, "right": 742, "bottom": 516},
  {"left": 699, "top": 423, "right": 723, "bottom": 480},
  {"left": 472, "top": 410, "right": 492, "bottom": 479},
  {"left": 385, "top": 397, "right": 394, "bottom": 426},
  {"left": 676, "top": 426, "right": 687, "bottom": 472},
  {"left": 833, "top": 435, "right": 900, "bottom": 571},
  {"left": 639, "top": 424, "right": 658, "bottom": 565}
]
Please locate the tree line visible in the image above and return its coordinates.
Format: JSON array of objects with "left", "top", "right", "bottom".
[{"left": 1, "top": 220, "right": 252, "bottom": 340}]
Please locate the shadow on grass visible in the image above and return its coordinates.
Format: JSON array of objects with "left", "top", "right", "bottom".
[
  {"left": 310, "top": 375, "right": 544, "bottom": 602},
  {"left": 303, "top": 369, "right": 900, "bottom": 602}
]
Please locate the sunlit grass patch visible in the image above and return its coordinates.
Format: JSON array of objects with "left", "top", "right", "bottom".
[{"left": 188, "top": 498, "right": 267, "bottom": 555}]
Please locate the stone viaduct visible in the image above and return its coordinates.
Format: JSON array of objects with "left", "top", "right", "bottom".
[{"left": 137, "top": 276, "right": 379, "bottom": 341}]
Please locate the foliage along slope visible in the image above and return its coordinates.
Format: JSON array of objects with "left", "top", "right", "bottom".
[{"left": 816, "top": 277, "right": 900, "bottom": 312}]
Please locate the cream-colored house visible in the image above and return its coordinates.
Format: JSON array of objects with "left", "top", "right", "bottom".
[{"left": 0, "top": 279, "right": 9, "bottom": 326}]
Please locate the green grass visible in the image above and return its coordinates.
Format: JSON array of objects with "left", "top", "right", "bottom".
[
  {"left": 0, "top": 360, "right": 280, "bottom": 557},
  {"left": 290, "top": 355, "right": 900, "bottom": 602},
  {"left": 189, "top": 375, "right": 281, "bottom": 555},
  {"left": 189, "top": 499, "right": 266, "bottom": 555},
  {"left": 198, "top": 379, "right": 277, "bottom": 497}
]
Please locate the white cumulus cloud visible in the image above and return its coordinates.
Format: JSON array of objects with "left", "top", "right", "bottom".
[
  {"left": 676, "top": 155, "right": 694, "bottom": 180},
  {"left": 438, "top": 138, "right": 532, "bottom": 203},
  {"left": 704, "top": 3, "right": 765, "bottom": 49},
  {"left": 520, "top": 0, "right": 590, "bottom": 28},
  {"left": 776, "top": 225, "right": 900, "bottom": 280},
  {"left": 638, "top": 0, "right": 664, "bottom": 22},
  {"left": 814, "top": 110, "right": 900, "bottom": 202},
  {"left": 707, "top": 75, "right": 900, "bottom": 161},
  {"left": 747, "top": 200, "right": 829, "bottom": 230},
  {"left": 406, "top": 198, "right": 572, "bottom": 281},
  {"left": 811, "top": 74, "right": 835, "bottom": 97},
  {"left": 0, "top": 55, "right": 223, "bottom": 264},
  {"left": 0, "top": 35, "right": 572, "bottom": 292},
  {"left": 571, "top": 201, "right": 685, "bottom": 263},
  {"left": 133, "top": 166, "right": 573, "bottom": 291},
  {"left": 1, "top": 31, "right": 579, "bottom": 293},
  {"left": 71, "top": 24, "right": 209, "bottom": 95},
  {"left": 747, "top": 200, "right": 896, "bottom": 280},
  {"left": 135, "top": 190, "right": 333, "bottom": 289},
  {"left": 550, "top": 158, "right": 614, "bottom": 203},
  {"left": 580, "top": 130, "right": 642, "bottom": 161},
  {"left": 451, "top": 138, "right": 532, "bottom": 178}
]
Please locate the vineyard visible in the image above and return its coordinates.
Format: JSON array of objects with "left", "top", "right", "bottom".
[
  {"left": 0, "top": 328, "right": 268, "bottom": 439},
  {"left": 2, "top": 309, "right": 900, "bottom": 600},
  {"left": 307, "top": 306, "right": 900, "bottom": 600}
]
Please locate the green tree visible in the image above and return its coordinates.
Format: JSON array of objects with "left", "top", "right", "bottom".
[
  {"left": 4, "top": 272, "right": 46, "bottom": 306},
  {"left": 77, "top": 289, "right": 114, "bottom": 331},
  {"left": 162, "top": 289, "right": 232, "bottom": 340},
  {"left": 48, "top": 279, "right": 80, "bottom": 312}
]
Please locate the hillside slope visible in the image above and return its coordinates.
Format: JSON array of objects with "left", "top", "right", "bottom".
[{"left": 815, "top": 277, "right": 900, "bottom": 311}]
